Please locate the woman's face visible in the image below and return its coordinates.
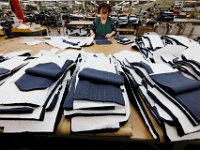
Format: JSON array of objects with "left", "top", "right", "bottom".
[{"left": 100, "top": 8, "right": 108, "bottom": 19}]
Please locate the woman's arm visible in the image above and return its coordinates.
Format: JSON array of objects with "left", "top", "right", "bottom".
[
  {"left": 105, "top": 19, "right": 116, "bottom": 38},
  {"left": 105, "top": 31, "right": 116, "bottom": 38}
]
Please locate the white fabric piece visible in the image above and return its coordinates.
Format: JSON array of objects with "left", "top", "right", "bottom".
[
  {"left": 3, "top": 50, "right": 30, "bottom": 59},
  {"left": 0, "top": 56, "right": 27, "bottom": 70},
  {"left": 182, "top": 46, "right": 200, "bottom": 62},
  {"left": 147, "top": 63, "right": 177, "bottom": 74},
  {"left": 71, "top": 85, "right": 130, "bottom": 132},
  {"left": 45, "top": 36, "right": 93, "bottom": 50},
  {"left": 25, "top": 40, "right": 43, "bottom": 46},
  {"left": 152, "top": 45, "right": 186, "bottom": 63},
  {"left": 139, "top": 86, "right": 173, "bottom": 122},
  {"left": 20, "top": 37, "right": 43, "bottom": 45},
  {"left": 0, "top": 71, "right": 70, "bottom": 133},
  {"left": 34, "top": 49, "right": 59, "bottom": 57},
  {"left": 143, "top": 34, "right": 164, "bottom": 50},
  {"left": 73, "top": 100, "right": 123, "bottom": 110},
  {"left": 0, "top": 56, "right": 66, "bottom": 106},
  {"left": 113, "top": 50, "right": 147, "bottom": 63},
  {"left": 57, "top": 50, "right": 80, "bottom": 61},
  {"left": 161, "top": 54, "right": 178, "bottom": 63},
  {"left": 167, "top": 35, "right": 200, "bottom": 48},
  {"left": 45, "top": 37, "right": 81, "bottom": 50},
  {"left": 142, "top": 37, "right": 151, "bottom": 48},
  {"left": 64, "top": 105, "right": 125, "bottom": 116}
]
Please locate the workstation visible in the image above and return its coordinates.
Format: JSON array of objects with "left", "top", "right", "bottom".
[{"left": 1, "top": 0, "right": 200, "bottom": 150}]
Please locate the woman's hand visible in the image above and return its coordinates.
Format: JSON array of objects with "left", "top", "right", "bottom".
[
  {"left": 90, "top": 30, "right": 95, "bottom": 37},
  {"left": 105, "top": 33, "right": 112, "bottom": 39}
]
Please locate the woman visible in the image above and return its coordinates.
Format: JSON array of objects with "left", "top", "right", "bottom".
[{"left": 90, "top": 3, "right": 116, "bottom": 38}]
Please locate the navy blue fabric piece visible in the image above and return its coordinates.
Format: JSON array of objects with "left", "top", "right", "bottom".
[
  {"left": 26, "top": 63, "right": 61, "bottom": 80},
  {"left": 16, "top": 60, "right": 74, "bottom": 91},
  {"left": 15, "top": 74, "right": 55, "bottom": 91},
  {"left": 96, "top": 40, "right": 112, "bottom": 45},
  {"left": 175, "top": 89, "right": 200, "bottom": 122},
  {"left": 114, "top": 36, "right": 126, "bottom": 41},
  {"left": 63, "top": 76, "right": 76, "bottom": 110},
  {"left": 0, "top": 107, "right": 33, "bottom": 114},
  {"left": 73, "top": 79, "right": 125, "bottom": 105},
  {"left": 150, "top": 71, "right": 200, "bottom": 94},
  {"left": 78, "top": 68, "right": 124, "bottom": 86},
  {"left": 0, "top": 68, "right": 10, "bottom": 75},
  {"left": 60, "top": 60, "right": 74, "bottom": 73},
  {"left": 63, "top": 39, "right": 79, "bottom": 46}
]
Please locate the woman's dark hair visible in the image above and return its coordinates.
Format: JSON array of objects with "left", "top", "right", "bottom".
[{"left": 98, "top": 3, "right": 111, "bottom": 13}]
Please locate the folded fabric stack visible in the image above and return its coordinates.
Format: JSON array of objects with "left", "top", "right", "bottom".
[
  {"left": 63, "top": 55, "right": 130, "bottom": 132},
  {"left": 0, "top": 55, "right": 74, "bottom": 133},
  {"left": 113, "top": 50, "right": 200, "bottom": 142}
]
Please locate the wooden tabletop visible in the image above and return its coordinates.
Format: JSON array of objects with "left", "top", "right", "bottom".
[
  {"left": 0, "top": 30, "right": 4, "bottom": 36},
  {"left": 0, "top": 36, "right": 164, "bottom": 142}
]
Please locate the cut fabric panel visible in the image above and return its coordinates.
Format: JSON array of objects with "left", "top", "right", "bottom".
[
  {"left": 150, "top": 71, "right": 200, "bottom": 94},
  {"left": 175, "top": 89, "right": 200, "bottom": 122},
  {"left": 15, "top": 74, "right": 55, "bottom": 91},
  {"left": 15, "top": 60, "right": 74, "bottom": 91},
  {"left": 79, "top": 68, "right": 124, "bottom": 86},
  {"left": 26, "top": 63, "right": 62, "bottom": 80},
  {"left": 74, "top": 79, "right": 125, "bottom": 105},
  {"left": 96, "top": 40, "right": 112, "bottom": 45}
]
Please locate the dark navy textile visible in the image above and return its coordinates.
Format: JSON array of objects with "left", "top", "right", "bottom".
[
  {"left": 78, "top": 68, "right": 124, "bottom": 86},
  {"left": 15, "top": 73, "right": 55, "bottom": 91},
  {"left": 150, "top": 71, "right": 200, "bottom": 94},
  {"left": 96, "top": 40, "right": 112, "bottom": 45},
  {"left": 0, "top": 107, "right": 33, "bottom": 114},
  {"left": 26, "top": 63, "right": 61, "bottom": 80},
  {"left": 74, "top": 79, "right": 125, "bottom": 105},
  {"left": 175, "top": 89, "right": 200, "bottom": 122},
  {"left": 15, "top": 60, "right": 74, "bottom": 91}
]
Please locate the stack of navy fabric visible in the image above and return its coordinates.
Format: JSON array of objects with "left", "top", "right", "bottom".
[
  {"left": 114, "top": 50, "right": 200, "bottom": 141},
  {"left": 0, "top": 54, "right": 74, "bottom": 133},
  {"left": 63, "top": 54, "right": 131, "bottom": 132}
]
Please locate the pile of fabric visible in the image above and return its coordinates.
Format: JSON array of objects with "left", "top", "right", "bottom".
[
  {"left": 63, "top": 53, "right": 131, "bottom": 132},
  {"left": 114, "top": 34, "right": 200, "bottom": 141}
]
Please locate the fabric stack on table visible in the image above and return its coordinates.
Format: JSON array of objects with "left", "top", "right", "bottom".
[
  {"left": 63, "top": 54, "right": 131, "bottom": 133},
  {"left": 134, "top": 32, "right": 200, "bottom": 63},
  {"left": 0, "top": 54, "right": 74, "bottom": 133},
  {"left": 114, "top": 47, "right": 200, "bottom": 142}
]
